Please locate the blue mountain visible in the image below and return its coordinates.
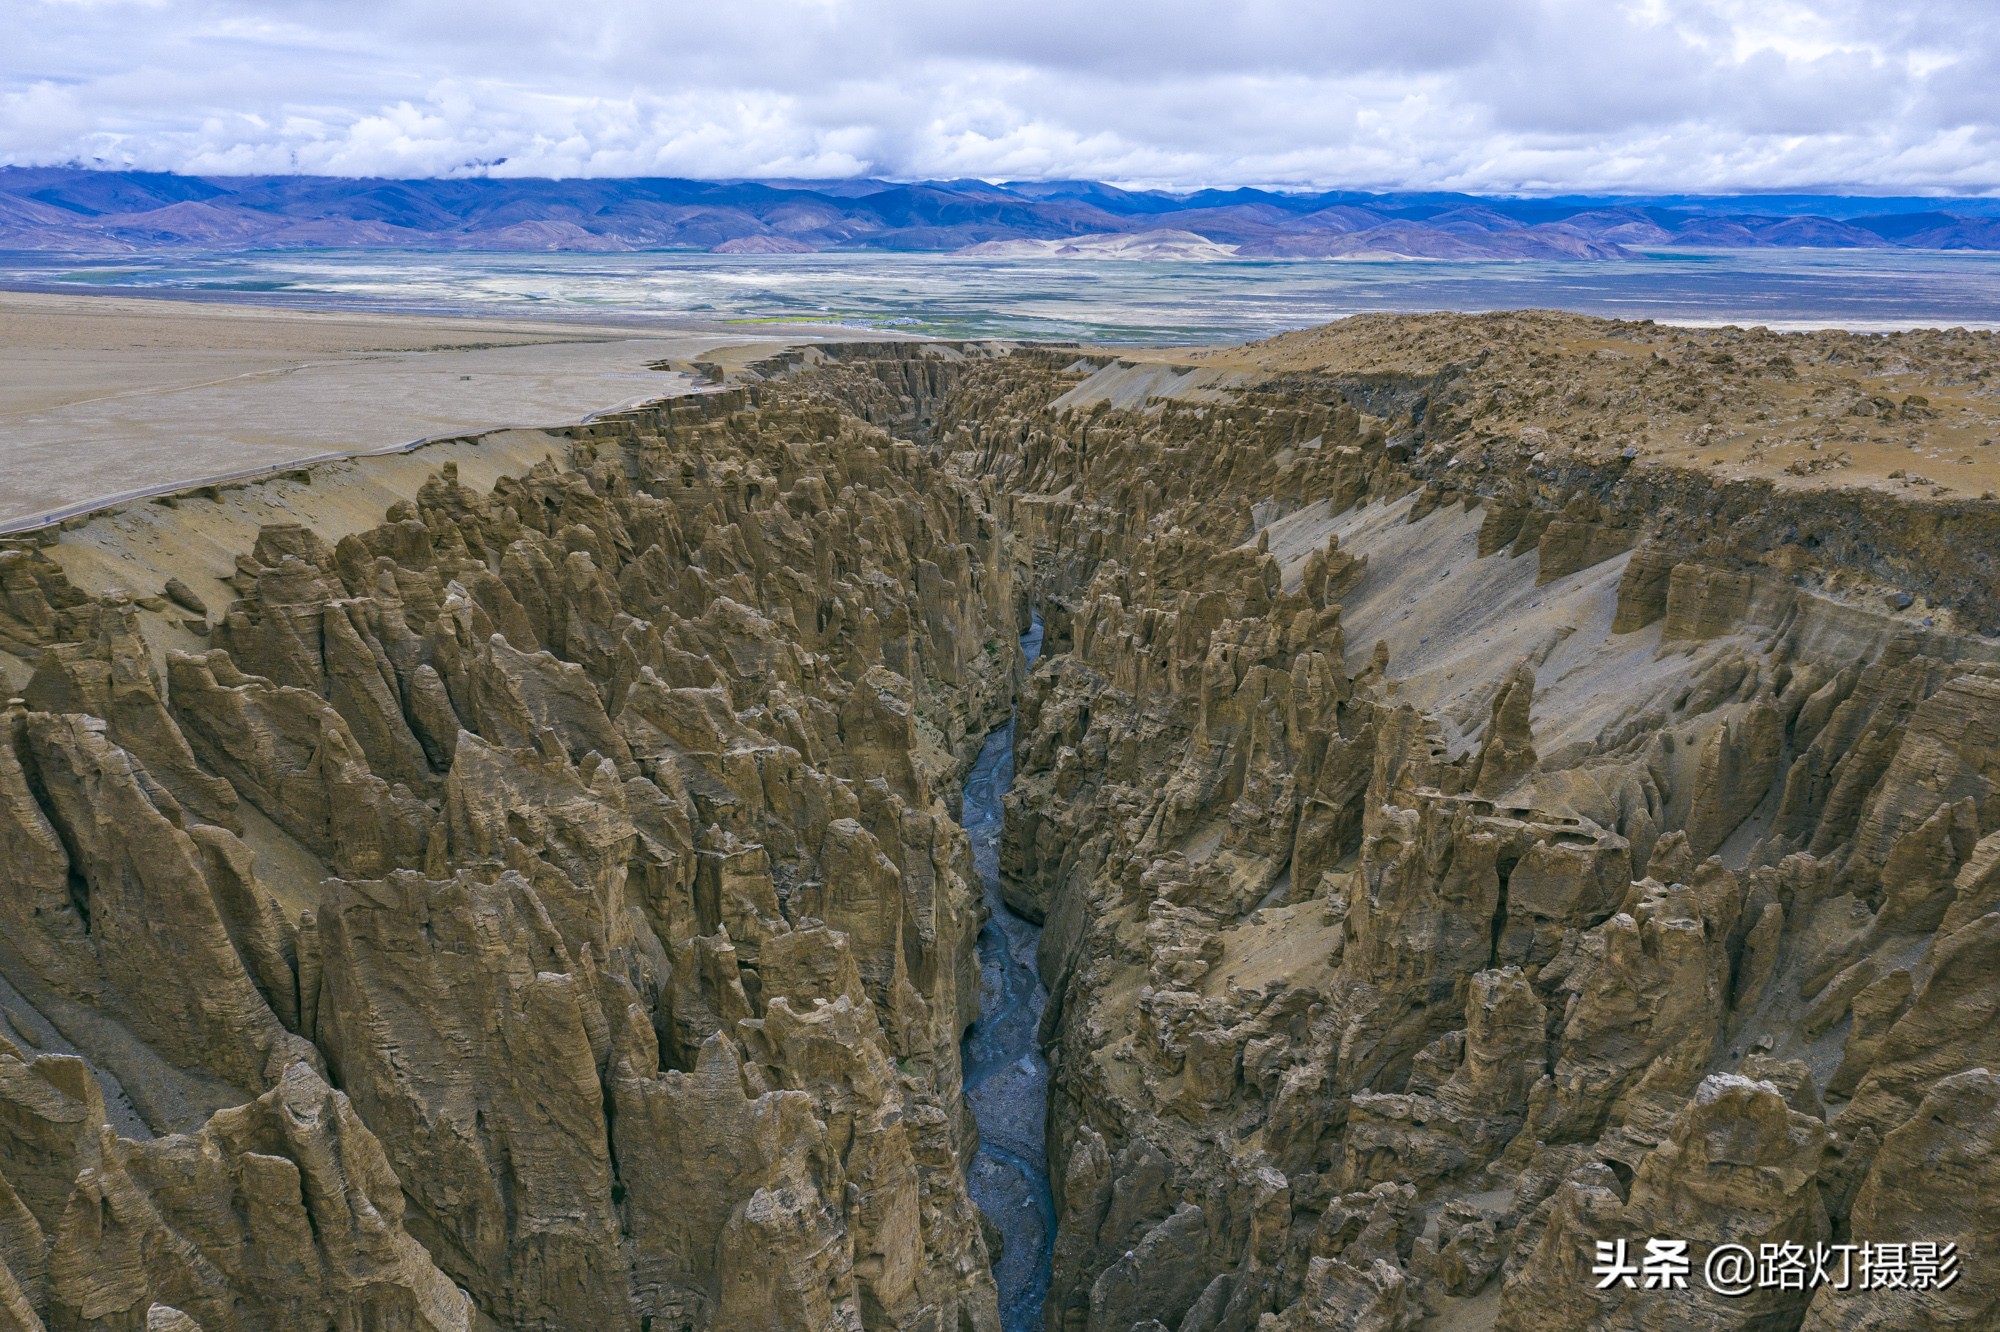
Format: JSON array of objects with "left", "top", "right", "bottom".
[{"left": 4, "top": 167, "right": 1999, "bottom": 259}]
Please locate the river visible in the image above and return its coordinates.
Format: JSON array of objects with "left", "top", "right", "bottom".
[
  {"left": 16, "top": 248, "right": 2000, "bottom": 341},
  {"left": 960, "top": 613, "right": 1053, "bottom": 1331}
]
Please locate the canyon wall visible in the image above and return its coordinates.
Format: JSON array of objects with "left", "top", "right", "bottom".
[
  {"left": 930, "top": 320, "right": 2000, "bottom": 1332},
  {"left": 0, "top": 373, "right": 1020, "bottom": 1331},
  {"left": 4, "top": 314, "right": 2000, "bottom": 1331}
]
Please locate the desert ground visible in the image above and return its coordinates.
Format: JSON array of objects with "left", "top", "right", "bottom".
[{"left": 0, "top": 290, "right": 840, "bottom": 529}]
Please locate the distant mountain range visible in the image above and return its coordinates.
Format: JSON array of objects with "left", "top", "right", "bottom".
[{"left": 6, "top": 167, "right": 2000, "bottom": 260}]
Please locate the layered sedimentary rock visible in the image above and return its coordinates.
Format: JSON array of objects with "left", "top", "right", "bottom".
[{"left": 5, "top": 314, "right": 2000, "bottom": 1331}]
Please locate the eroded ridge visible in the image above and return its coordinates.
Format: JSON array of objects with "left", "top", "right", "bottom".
[
  {"left": 0, "top": 373, "right": 1021, "bottom": 1331},
  {"left": 936, "top": 318, "right": 2000, "bottom": 1332},
  {"left": 4, "top": 316, "right": 2000, "bottom": 1332}
]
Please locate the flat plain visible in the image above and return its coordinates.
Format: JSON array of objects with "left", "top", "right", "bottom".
[{"left": 0, "top": 290, "right": 814, "bottom": 527}]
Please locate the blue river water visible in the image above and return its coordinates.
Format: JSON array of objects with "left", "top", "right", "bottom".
[
  {"left": 8, "top": 247, "right": 2000, "bottom": 342},
  {"left": 960, "top": 614, "right": 1052, "bottom": 1331}
]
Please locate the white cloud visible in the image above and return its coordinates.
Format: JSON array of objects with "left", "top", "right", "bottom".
[{"left": 3, "top": 0, "right": 1998, "bottom": 191}]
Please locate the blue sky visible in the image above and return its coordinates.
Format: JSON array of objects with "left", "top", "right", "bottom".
[{"left": 4, "top": 0, "right": 1997, "bottom": 192}]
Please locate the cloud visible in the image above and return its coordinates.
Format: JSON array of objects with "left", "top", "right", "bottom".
[{"left": 4, "top": 0, "right": 1999, "bottom": 191}]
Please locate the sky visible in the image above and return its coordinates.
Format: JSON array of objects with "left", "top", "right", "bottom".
[{"left": 4, "top": 0, "right": 1998, "bottom": 194}]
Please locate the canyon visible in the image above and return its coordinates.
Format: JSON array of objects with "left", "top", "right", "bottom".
[{"left": 3, "top": 311, "right": 2000, "bottom": 1331}]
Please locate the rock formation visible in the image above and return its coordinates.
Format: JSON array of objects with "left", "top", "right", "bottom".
[
  {"left": 4, "top": 316, "right": 2000, "bottom": 1330},
  {"left": 941, "top": 319, "right": 2000, "bottom": 1332},
  {"left": 0, "top": 371, "right": 1017, "bottom": 1330}
]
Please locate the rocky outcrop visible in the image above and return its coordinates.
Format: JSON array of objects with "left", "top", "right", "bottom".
[
  {"left": 937, "top": 320, "right": 2000, "bottom": 1332},
  {"left": 9, "top": 315, "right": 2000, "bottom": 1331},
  {"left": 23, "top": 605, "right": 238, "bottom": 830},
  {"left": 1469, "top": 662, "right": 1537, "bottom": 797},
  {"left": 311, "top": 867, "right": 632, "bottom": 1327},
  {"left": 1804, "top": 1068, "right": 2000, "bottom": 1330},
  {"left": 45, "top": 1062, "right": 472, "bottom": 1332},
  {"left": 1499, "top": 1073, "right": 1830, "bottom": 1331},
  {"left": 0, "top": 371, "right": 1016, "bottom": 1330},
  {"left": 0, "top": 547, "right": 99, "bottom": 658},
  {"left": 0, "top": 708, "right": 313, "bottom": 1106}
]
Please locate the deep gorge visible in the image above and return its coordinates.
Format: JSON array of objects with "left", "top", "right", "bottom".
[
  {"left": 6, "top": 316, "right": 2000, "bottom": 1331},
  {"left": 960, "top": 613, "right": 1051, "bottom": 1330}
]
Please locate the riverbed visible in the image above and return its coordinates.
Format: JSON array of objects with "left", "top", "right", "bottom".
[{"left": 960, "top": 614, "right": 1052, "bottom": 1332}]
